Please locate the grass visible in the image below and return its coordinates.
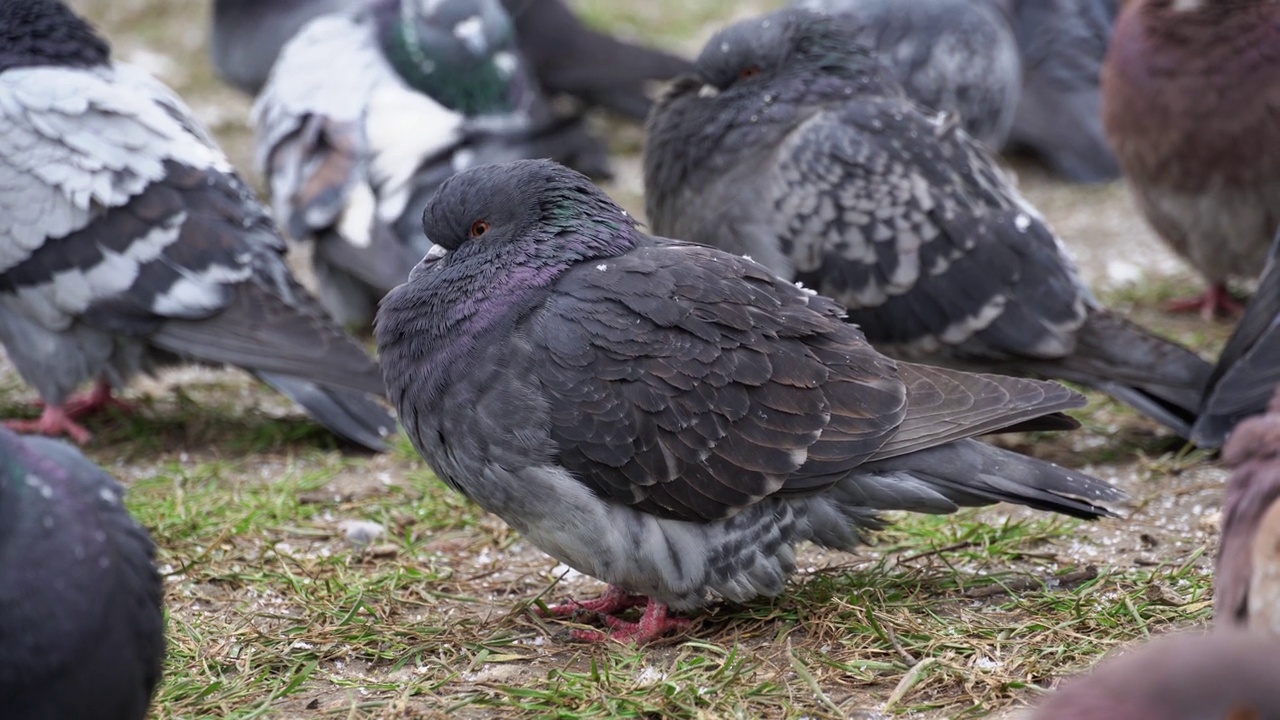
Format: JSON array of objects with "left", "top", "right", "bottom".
[{"left": 21, "top": 1, "right": 1234, "bottom": 717}]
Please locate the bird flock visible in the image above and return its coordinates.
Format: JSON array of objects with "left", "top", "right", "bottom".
[{"left": 2, "top": 0, "right": 1279, "bottom": 717}]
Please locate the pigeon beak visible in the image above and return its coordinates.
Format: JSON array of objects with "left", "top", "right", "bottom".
[
  {"left": 411, "top": 244, "right": 448, "bottom": 279},
  {"left": 697, "top": 84, "right": 720, "bottom": 99}
]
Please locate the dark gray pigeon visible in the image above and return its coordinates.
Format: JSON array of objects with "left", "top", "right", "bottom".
[
  {"left": 211, "top": 0, "right": 362, "bottom": 95},
  {"left": 792, "top": 0, "right": 1021, "bottom": 149},
  {"left": 0, "top": 0, "right": 395, "bottom": 450},
  {"left": 376, "top": 159, "right": 1125, "bottom": 644},
  {"left": 253, "top": 0, "right": 610, "bottom": 328},
  {"left": 1192, "top": 231, "right": 1280, "bottom": 449},
  {"left": 993, "top": 0, "right": 1120, "bottom": 183},
  {"left": 499, "top": 0, "right": 692, "bottom": 121},
  {"left": 1214, "top": 387, "right": 1280, "bottom": 632},
  {"left": 644, "top": 8, "right": 1211, "bottom": 439},
  {"left": 0, "top": 426, "right": 164, "bottom": 720},
  {"left": 1026, "top": 630, "right": 1280, "bottom": 720},
  {"left": 211, "top": 0, "right": 691, "bottom": 121}
]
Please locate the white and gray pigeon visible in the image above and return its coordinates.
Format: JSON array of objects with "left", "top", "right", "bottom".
[
  {"left": 0, "top": 0, "right": 395, "bottom": 450},
  {"left": 0, "top": 426, "right": 164, "bottom": 719},
  {"left": 1192, "top": 231, "right": 1280, "bottom": 449},
  {"left": 211, "top": 0, "right": 691, "bottom": 121},
  {"left": 644, "top": 8, "right": 1211, "bottom": 439},
  {"left": 792, "top": 0, "right": 1022, "bottom": 150},
  {"left": 253, "top": 0, "right": 611, "bottom": 328},
  {"left": 375, "top": 159, "right": 1126, "bottom": 644}
]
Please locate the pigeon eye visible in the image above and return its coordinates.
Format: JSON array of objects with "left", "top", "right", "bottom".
[
  {"left": 470, "top": 220, "right": 490, "bottom": 238},
  {"left": 739, "top": 65, "right": 761, "bottom": 79}
]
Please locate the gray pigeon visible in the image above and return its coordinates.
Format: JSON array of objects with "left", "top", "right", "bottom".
[
  {"left": 376, "top": 159, "right": 1125, "bottom": 644},
  {"left": 1026, "top": 630, "right": 1280, "bottom": 720},
  {"left": 211, "top": 0, "right": 361, "bottom": 95},
  {"left": 0, "top": 0, "right": 395, "bottom": 450},
  {"left": 644, "top": 8, "right": 1211, "bottom": 438},
  {"left": 792, "top": 0, "right": 1021, "bottom": 149},
  {"left": 1192, "top": 231, "right": 1280, "bottom": 448},
  {"left": 253, "top": 0, "right": 610, "bottom": 328},
  {"left": 0, "top": 426, "right": 164, "bottom": 720},
  {"left": 994, "top": 0, "right": 1120, "bottom": 183},
  {"left": 211, "top": 0, "right": 690, "bottom": 121}
]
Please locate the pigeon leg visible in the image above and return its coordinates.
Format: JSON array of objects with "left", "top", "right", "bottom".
[
  {"left": 62, "top": 379, "right": 133, "bottom": 418},
  {"left": 5, "top": 405, "right": 94, "bottom": 444},
  {"left": 1165, "top": 282, "right": 1246, "bottom": 320},
  {"left": 539, "top": 584, "right": 646, "bottom": 618},
  {"left": 569, "top": 598, "right": 692, "bottom": 644}
]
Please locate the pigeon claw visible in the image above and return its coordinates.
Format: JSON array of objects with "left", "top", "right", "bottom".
[
  {"left": 1165, "top": 283, "right": 1247, "bottom": 321},
  {"left": 564, "top": 596, "right": 692, "bottom": 645},
  {"left": 538, "top": 584, "right": 647, "bottom": 618},
  {"left": 5, "top": 405, "right": 94, "bottom": 445}
]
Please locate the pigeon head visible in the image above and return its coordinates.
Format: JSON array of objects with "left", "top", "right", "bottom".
[
  {"left": 377, "top": 0, "right": 530, "bottom": 115},
  {"left": 0, "top": 0, "right": 110, "bottom": 73},
  {"left": 693, "top": 8, "right": 897, "bottom": 99},
  {"left": 412, "top": 159, "right": 637, "bottom": 282}
]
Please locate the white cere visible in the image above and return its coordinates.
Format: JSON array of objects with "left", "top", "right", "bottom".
[
  {"left": 596, "top": 263, "right": 609, "bottom": 271},
  {"left": 1014, "top": 213, "right": 1031, "bottom": 232}
]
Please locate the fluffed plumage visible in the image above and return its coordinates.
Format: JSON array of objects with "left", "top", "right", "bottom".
[
  {"left": 0, "top": 0, "right": 394, "bottom": 449},
  {"left": 1103, "top": 0, "right": 1280, "bottom": 318},
  {"left": 376, "top": 159, "right": 1125, "bottom": 643},
  {"left": 644, "top": 8, "right": 1211, "bottom": 438},
  {"left": 0, "top": 426, "right": 164, "bottom": 720},
  {"left": 253, "top": 0, "right": 610, "bottom": 328},
  {"left": 792, "top": 0, "right": 1021, "bottom": 149}
]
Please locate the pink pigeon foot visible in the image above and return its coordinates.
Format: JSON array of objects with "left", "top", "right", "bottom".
[
  {"left": 61, "top": 379, "right": 133, "bottom": 418},
  {"left": 5, "top": 405, "right": 93, "bottom": 444},
  {"left": 567, "top": 597, "right": 693, "bottom": 644},
  {"left": 1165, "top": 283, "right": 1247, "bottom": 320},
  {"left": 538, "top": 584, "right": 647, "bottom": 618}
]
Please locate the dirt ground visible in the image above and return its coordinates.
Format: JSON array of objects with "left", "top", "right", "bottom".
[{"left": 7, "top": 1, "right": 1239, "bottom": 718}]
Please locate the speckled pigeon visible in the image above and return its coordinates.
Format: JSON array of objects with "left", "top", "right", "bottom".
[
  {"left": 0, "top": 426, "right": 164, "bottom": 720},
  {"left": 0, "top": 0, "right": 395, "bottom": 450},
  {"left": 1192, "top": 231, "right": 1280, "bottom": 448},
  {"left": 994, "top": 0, "right": 1120, "bottom": 183},
  {"left": 212, "top": 0, "right": 690, "bottom": 121},
  {"left": 792, "top": 0, "right": 1021, "bottom": 149},
  {"left": 253, "top": 0, "right": 611, "bottom": 328},
  {"left": 375, "top": 159, "right": 1125, "bottom": 644},
  {"left": 1103, "top": 0, "right": 1280, "bottom": 318},
  {"left": 645, "top": 8, "right": 1211, "bottom": 438}
]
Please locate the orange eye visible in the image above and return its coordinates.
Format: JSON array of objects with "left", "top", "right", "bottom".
[
  {"left": 739, "top": 65, "right": 761, "bottom": 79},
  {"left": 470, "top": 220, "right": 490, "bottom": 238}
]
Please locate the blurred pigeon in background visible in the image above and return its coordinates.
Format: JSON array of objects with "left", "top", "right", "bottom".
[
  {"left": 1103, "top": 0, "right": 1280, "bottom": 318},
  {"left": 0, "top": 0, "right": 395, "bottom": 449},
  {"left": 1026, "top": 630, "right": 1280, "bottom": 720},
  {"left": 645, "top": 8, "right": 1211, "bottom": 438},
  {"left": 253, "top": 0, "right": 610, "bottom": 328},
  {"left": 1029, "top": 387, "right": 1280, "bottom": 718},
  {"left": 376, "top": 159, "right": 1125, "bottom": 644},
  {"left": 1214, "top": 387, "right": 1280, "bottom": 633},
  {"left": 792, "top": 0, "right": 1021, "bottom": 149},
  {"left": 1192, "top": 232, "right": 1280, "bottom": 448},
  {"left": 0, "top": 426, "right": 164, "bottom": 720},
  {"left": 994, "top": 0, "right": 1120, "bottom": 183},
  {"left": 212, "top": 0, "right": 689, "bottom": 120},
  {"left": 211, "top": 0, "right": 362, "bottom": 95}
]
